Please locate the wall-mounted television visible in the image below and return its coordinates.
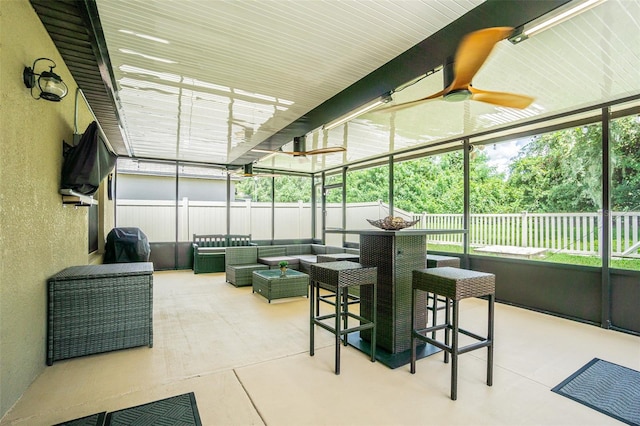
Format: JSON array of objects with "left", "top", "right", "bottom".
[{"left": 60, "top": 121, "right": 117, "bottom": 196}]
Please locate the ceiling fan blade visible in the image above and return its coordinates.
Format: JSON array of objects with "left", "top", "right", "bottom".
[
  {"left": 469, "top": 86, "right": 534, "bottom": 109},
  {"left": 376, "top": 89, "right": 446, "bottom": 113},
  {"left": 450, "top": 27, "right": 514, "bottom": 89},
  {"left": 282, "top": 146, "right": 346, "bottom": 156}
]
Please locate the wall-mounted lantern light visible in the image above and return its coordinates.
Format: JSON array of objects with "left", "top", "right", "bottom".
[{"left": 23, "top": 57, "right": 68, "bottom": 102}]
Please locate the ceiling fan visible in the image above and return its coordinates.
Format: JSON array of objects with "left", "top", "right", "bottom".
[
  {"left": 380, "top": 27, "right": 534, "bottom": 113},
  {"left": 252, "top": 136, "right": 346, "bottom": 157}
]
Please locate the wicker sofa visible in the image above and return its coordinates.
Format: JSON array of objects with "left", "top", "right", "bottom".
[{"left": 225, "top": 244, "right": 359, "bottom": 287}]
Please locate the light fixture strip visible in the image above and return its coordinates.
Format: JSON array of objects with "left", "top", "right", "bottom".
[
  {"left": 259, "top": 152, "right": 279, "bottom": 162},
  {"left": 524, "top": 0, "right": 606, "bottom": 37},
  {"left": 323, "top": 94, "right": 392, "bottom": 131}
]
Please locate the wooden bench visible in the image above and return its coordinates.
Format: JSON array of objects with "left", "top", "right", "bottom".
[{"left": 193, "top": 234, "right": 254, "bottom": 273}]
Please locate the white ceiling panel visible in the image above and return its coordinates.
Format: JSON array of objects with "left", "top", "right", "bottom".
[
  {"left": 95, "top": 0, "right": 483, "bottom": 164},
  {"left": 304, "top": 0, "right": 640, "bottom": 169},
  {"left": 93, "top": 0, "right": 640, "bottom": 174}
]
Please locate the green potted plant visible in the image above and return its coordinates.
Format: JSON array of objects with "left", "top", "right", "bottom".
[{"left": 279, "top": 260, "right": 288, "bottom": 277}]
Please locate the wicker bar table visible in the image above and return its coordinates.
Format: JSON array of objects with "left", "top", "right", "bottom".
[
  {"left": 354, "top": 230, "right": 444, "bottom": 368},
  {"left": 360, "top": 231, "right": 427, "bottom": 352},
  {"left": 309, "top": 261, "right": 377, "bottom": 374},
  {"left": 47, "top": 262, "right": 154, "bottom": 365}
]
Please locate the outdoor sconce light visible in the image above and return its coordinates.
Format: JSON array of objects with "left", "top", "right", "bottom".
[{"left": 23, "top": 58, "right": 68, "bottom": 102}]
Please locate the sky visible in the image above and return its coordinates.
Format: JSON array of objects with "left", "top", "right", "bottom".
[{"left": 483, "top": 137, "right": 533, "bottom": 176}]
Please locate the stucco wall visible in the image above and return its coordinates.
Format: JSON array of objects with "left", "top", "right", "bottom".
[{"left": 0, "top": 0, "right": 113, "bottom": 418}]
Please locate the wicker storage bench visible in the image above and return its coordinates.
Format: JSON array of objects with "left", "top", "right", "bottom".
[
  {"left": 193, "top": 234, "right": 255, "bottom": 273},
  {"left": 47, "top": 262, "right": 154, "bottom": 365},
  {"left": 193, "top": 234, "right": 226, "bottom": 274}
]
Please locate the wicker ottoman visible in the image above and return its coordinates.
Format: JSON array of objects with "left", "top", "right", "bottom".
[
  {"left": 47, "top": 262, "right": 154, "bottom": 365},
  {"left": 411, "top": 267, "right": 495, "bottom": 400},
  {"left": 252, "top": 269, "right": 309, "bottom": 302},
  {"left": 426, "top": 254, "right": 460, "bottom": 268}
]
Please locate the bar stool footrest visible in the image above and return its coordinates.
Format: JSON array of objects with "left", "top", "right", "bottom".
[{"left": 413, "top": 327, "right": 491, "bottom": 356}]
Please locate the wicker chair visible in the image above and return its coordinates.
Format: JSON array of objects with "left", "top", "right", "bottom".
[{"left": 225, "top": 246, "right": 268, "bottom": 287}]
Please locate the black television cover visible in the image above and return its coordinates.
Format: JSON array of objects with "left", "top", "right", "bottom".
[{"left": 60, "top": 121, "right": 117, "bottom": 196}]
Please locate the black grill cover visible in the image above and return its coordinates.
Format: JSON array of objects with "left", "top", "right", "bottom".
[
  {"left": 61, "top": 121, "right": 117, "bottom": 196},
  {"left": 104, "top": 227, "right": 151, "bottom": 263}
]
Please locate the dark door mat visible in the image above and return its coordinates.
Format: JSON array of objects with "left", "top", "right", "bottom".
[
  {"left": 56, "top": 392, "right": 201, "bottom": 426},
  {"left": 54, "top": 412, "right": 106, "bottom": 426},
  {"left": 552, "top": 358, "right": 640, "bottom": 426}
]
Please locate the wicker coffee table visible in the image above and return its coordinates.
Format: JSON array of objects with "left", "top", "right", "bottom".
[{"left": 252, "top": 269, "right": 309, "bottom": 303}]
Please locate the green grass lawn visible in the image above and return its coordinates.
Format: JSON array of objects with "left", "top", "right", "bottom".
[{"left": 428, "top": 243, "right": 640, "bottom": 271}]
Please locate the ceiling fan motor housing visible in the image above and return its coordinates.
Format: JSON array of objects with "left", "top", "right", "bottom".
[
  {"left": 443, "top": 55, "right": 456, "bottom": 88},
  {"left": 293, "top": 136, "right": 306, "bottom": 157},
  {"left": 442, "top": 56, "right": 471, "bottom": 102},
  {"left": 444, "top": 89, "right": 472, "bottom": 102}
]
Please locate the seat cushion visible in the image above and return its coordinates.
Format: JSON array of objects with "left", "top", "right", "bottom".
[
  {"left": 231, "top": 263, "right": 268, "bottom": 271},
  {"left": 290, "top": 254, "right": 317, "bottom": 263},
  {"left": 196, "top": 247, "right": 226, "bottom": 254},
  {"left": 298, "top": 257, "right": 317, "bottom": 274},
  {"left": 258, "top": 256, "right": 300, "bottom": 267}
]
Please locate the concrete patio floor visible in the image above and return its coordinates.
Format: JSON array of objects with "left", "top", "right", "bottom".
[{"left": 2, "top": 270, "right": 638, "bottom": 425}]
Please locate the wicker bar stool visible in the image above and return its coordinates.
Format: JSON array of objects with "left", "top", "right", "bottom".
[
  {"left": 315, "top": 254, "right": 362, "bottom": 312},
  {"left": 309, "top": 261, "right": 377, "bottom": 375},
  {"left": 411, "top": 267, "right": 495, "bottom": 400},
  {"left": 426, "top": 255, "right": 461, "bottom": 339}
]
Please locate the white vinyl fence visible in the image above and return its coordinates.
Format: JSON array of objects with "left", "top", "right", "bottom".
[
  {"left": 417, "top": 211, "right": 640, "bottom": 258},
  {"left": 116, "top": 199, "right": 640, "bottom": 258}
]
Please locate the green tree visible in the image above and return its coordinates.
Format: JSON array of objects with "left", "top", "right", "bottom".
[
  {"left": 611, "top": 116, "right": 640, "bottom": 211},
  {"left": 470, "top": 150, "right": 523, "bottom": 214},
  {"left": 395, "top": 156, "right": 448, "bottom": 213},
  {"left": 346, "top": 166, "right": 389, "bottom": 204},
  {"left": 235, "top": 175, "right": 312, "bottom": 202},
  {"left": 508, "top": 127, "right": 602, "bottom": 213},
  {"left": 235, "top": 116, "right": 640, "bottom": 215}
]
